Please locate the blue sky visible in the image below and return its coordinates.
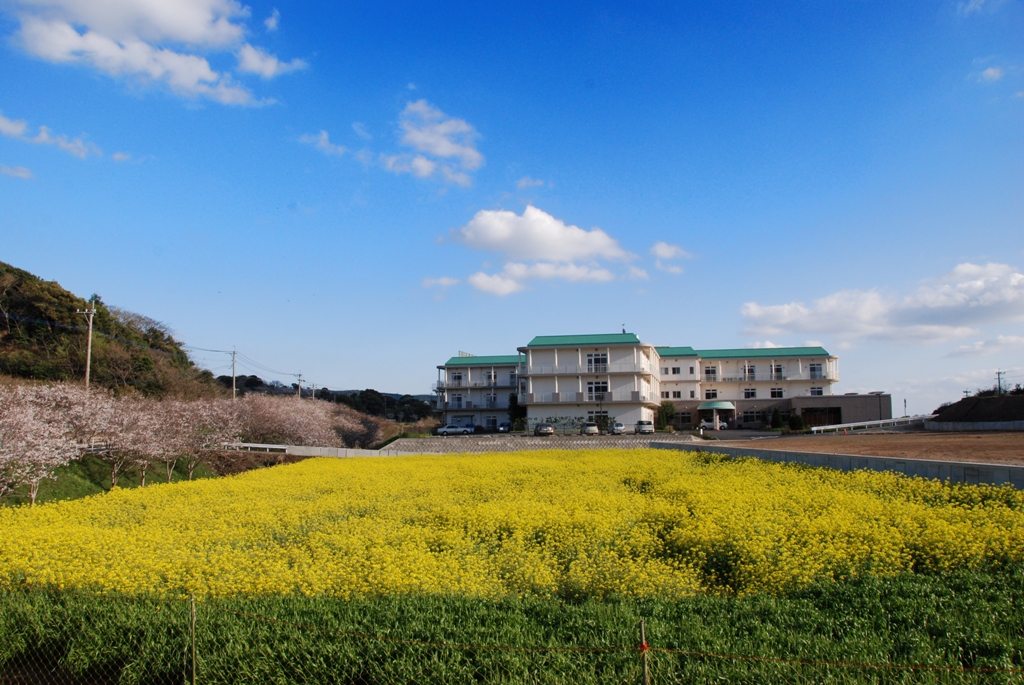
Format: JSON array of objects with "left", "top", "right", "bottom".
[{"left": 1, "top": 0, "right": 1022, "bottom": 412}]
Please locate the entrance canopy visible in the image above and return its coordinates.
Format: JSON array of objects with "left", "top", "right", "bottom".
[{"left": 697, "top": 401, "right": 736, "bottom": 411}]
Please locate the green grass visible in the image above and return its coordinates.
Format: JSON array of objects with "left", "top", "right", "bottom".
[
  {"left": 2, "top": 564, "right": 1022, "bottom": 684},
  {"left": 2, "top": 454, "right": 217, "bottom": 507}
]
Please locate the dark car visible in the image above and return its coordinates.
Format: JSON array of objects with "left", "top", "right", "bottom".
[
  {"left": 497, "top": 422, "right": 512, "bottom": 433},
  {"left": 533, "top": 423, "right": 555, "bottom": 436}
]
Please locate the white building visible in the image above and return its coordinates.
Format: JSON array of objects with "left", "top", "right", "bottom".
[{"left": 435, "top": 333, "right": 887, "bottom": 430}]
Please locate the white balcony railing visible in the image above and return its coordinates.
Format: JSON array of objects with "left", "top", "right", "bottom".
[
  {"left": 519, "top": 362, "right": 652, "bottom": 376},
  {"left": 518, "top": 391, "right": 655, "bottom": 404}
]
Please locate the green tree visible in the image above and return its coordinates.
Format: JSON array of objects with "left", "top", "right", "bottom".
[
  {"left": 770, "top": 408, "right": 783, "bottom": 429},
  {"left": 507, "top": 393, "right": 528, "bottom": 424},
  {"left": 657, "top": 400, "right": 676, "bottom": 429}
]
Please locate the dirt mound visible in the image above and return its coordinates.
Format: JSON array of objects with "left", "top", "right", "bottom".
[{"left": 934, "top": 396, "right": 1024, "bottom": 423}]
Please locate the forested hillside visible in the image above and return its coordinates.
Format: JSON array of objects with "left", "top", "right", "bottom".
[{"left": 0, "top": 261, "right": 218, "bottom": 398}]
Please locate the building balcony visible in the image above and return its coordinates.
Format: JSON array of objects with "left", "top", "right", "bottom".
[
  {"left": 438, "top": 400, "right": 509, "bottom": 411},
  {"left": 708, "top": 373, "right": 837, "bottom": 383},
  {"left": 434, "top": 379, "right": 516, "bottom": 391},
  {"left": 518, "top": 391, "right": 656, "bottom": 404},
  {"left": 517, "top": 362, "right": 652, "bottom": 376}
]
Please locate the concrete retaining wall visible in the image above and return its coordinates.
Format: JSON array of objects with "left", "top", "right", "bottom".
[
  {"left": 650, "top": 441, "right": 1024, "bottom": 489},
  {"left": 924, "top": 420, "right": 1024, "bottom": 432},
  {"left": 283, "top": 445, "right": 416, "bottom": 458}
]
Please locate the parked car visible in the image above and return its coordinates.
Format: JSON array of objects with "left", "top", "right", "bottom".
[
  {"left": 437, "top": 423, "right": 472, "bottom": 436},
  {"left": 497, "top": 422, "right": 511, "bottom": 433},
  {"left": 699, "top": 419, "right": 715, "bottom": 430},
  {"left": 635, "top": 420, "right": 655, "bottom": 434},
  {"left": 609, "top": 422, "right": 625, "bottom": 435},
  {"left": 533, "top": 423, "right": 555, "bottom": 436},
  {"left": 580, "top": 421, "right": 600, "bottom": 436}
]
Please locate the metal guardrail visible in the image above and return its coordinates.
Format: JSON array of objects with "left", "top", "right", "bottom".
[{"left": 810, "top": 414, "right": 937, "bottom": 434}]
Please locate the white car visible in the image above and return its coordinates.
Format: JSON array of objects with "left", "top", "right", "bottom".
[
  {"left": 580, "top": 422, "right": 600, "bottom": 435},
  {"left": 635, "top": 420, "right": 655, "bottom": 434},
  {"left": 438, "top": 424, "right": 472, "bottom": 436},
  {"left": 609, "top": 422, "right": 626, "bottom": 435}
]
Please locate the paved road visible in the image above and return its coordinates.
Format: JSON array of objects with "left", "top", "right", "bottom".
[{"left": 387, "top": 434, "right": 702, "bottom": 454}]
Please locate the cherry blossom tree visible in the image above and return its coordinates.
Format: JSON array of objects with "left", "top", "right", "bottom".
[{"left": 0, "top": 385, "right": 81, "bottom": 505}]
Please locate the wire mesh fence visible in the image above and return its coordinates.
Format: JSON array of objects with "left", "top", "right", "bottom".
[{"left": 1, "top": 590, "right": 1022, "bottom": 685}]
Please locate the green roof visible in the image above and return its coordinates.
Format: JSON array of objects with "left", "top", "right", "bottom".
[
  {"left": 697, "top": 401, "right": 737, "bottom": 410},
  {"left": 525, "top": 333, "right": 642, "bottom": 347},
  {"left": 655, "top": 346, "right": 698, "bottom": 357},
  {"left": 694, "top": 346, "right": 831, "bottom": 359},
  {"left": 441, "top": 354, "right": 521, "bottom": 367}
]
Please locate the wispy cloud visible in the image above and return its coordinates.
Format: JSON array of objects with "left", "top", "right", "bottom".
[
  {"left": 948, "top": 335, "right": 1024, "bottom": 357},
  {"left": 351, "top": 122, "right": 372, "bottom": 140},
  {"left": 742, "top": 262, "right": 1024, "bottom": 344},
  {"left": 516, "top": 176, "right": 545, "bottom": 190},
  {"left": 264, "top": 9, "right": 280, "bottom": 31},
  {"left": 650, "top": 241, "right": 692, "bottom": 274},
  {"left": 1, "top": 165, "right": 33, "bottom": 179},
  {"left": 980, "top": 66, "right": 1005, "bottom": 82},
  {"left": 422, "top": 276, "right": 460, "bottom": 288},
  {"left": 299, "top": 130, "right": 345, "bottom": 156},
  {"left": 382, "top": 100, "right": 483, "bottom": 186},
  {"left": 0, "top": 111, "right": 100, "bottom": 158},
  {"left": 237, "top": 44, "right": 307, "bottom": 78},
  {"left": 112, "top": 152, "right": 131, "bottom": 162}
]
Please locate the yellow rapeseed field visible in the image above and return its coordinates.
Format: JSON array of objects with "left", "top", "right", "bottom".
[{"left": 1, "top": 449, "right": 1022, "bottom": 598}]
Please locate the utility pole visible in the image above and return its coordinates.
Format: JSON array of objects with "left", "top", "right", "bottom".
[
  {"left": 231, "top": 347, "right": 237, "bottom": 400},
  {"left": 296, "top": 372, "right": 303, "bottom": 400},
  {"left": 76, "top": 300, "right": 97, "bottom": 397},
  {"left": 963, "top": 389, "right": 970, "bottom": 399},
  {"left": 996, "top": 370, "right": 1005, "bottom": 396},
  {"left": 903, "top": 399, "right": 907, "bottom": 417}
]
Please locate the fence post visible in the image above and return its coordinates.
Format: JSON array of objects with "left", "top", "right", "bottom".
[
  {"left": 639, "top": 620, "right": 650, "bottom": 685},
  {"left": 189, "top": 594, "right": 197, "bottom": 685}
]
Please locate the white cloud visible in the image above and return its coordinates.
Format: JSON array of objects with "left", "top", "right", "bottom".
[
  {"left": 423, "top": 276, "right": 460, "bottom": 288},
  {"left": 741, "top": 262, "right": 1024, "bottom": 344},
  {"left": 0, "top": 113, "right": 28, "bottom": 137},
  {"left": 1, "top": 165, "right": 34, "bottom": 179},
  {"left": 467, "top": 262, "right": 615, "bottom": 296},
  {"left": 264, "top": 8, "right": 280, "bottom": 31},
  {"left": 8, "top": 0, "right": 303, "bottom": 105},
  {"left": 627, "top": 266, "right": 649, "bottom": 281},
  {"left": 467, "top": 272, "right": 523, "bottom": 296},
  {"left": 300, "top": 130, "right": 345, "bottom": 156},
  {"left": 112, "top": 151, "right": 131, "bottom": 161},
  {"left": 381, "top": 100, "right": 482, "bottom": 185},
  {"left": 236, "top": 44, "right": 306, "bottom": 78},
  {"left": 651, "top": 241, "right": 692, "bottom": 274},
  {"left": 452, "top": 205, "right": 633, "bottom": 263},
  {"left": 959, "top": 0, "right": 1007, "bottom": 15},
  {"left": 0, "top": 111, "right": 100, "bottom": 158},
  {"left": 980, "top": 66, "right": 1004, "bottom": 82},
  {"left": 351, "top": 122, "right": 371, "bottom": 140},
  {"left": 650, "top": 241, "right": 692, "bottom": 260},
  {"left": 517, "top": 176, "right": 544, "bottom": 190},
  {"left": 747, "top": 340, "right": 782, "bottom": 349},
  {"left": 948, "top": 335, "right": 1024, "bottom": 357}
]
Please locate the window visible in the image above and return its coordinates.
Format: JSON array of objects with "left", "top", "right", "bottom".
[
  {"left": 690, "top": 390, "right": 696, "bottom": 399},
  {"left": 743, "top": 365, "right": 756, "bottom": 379},
  {"left": 485, "top": 393, "right": 498, "bottom": 408},
  {"left": 661, "top": 391, "right": 670, "bottom": 399},
  {"left": 689, "top": 366, "right": 695, "bottom": 375},
  {"left": 661, "top": 368, "right": 669, "bottom": 375},
  {"left": 484, "top": 416, "right": 497, "bottom": 429},
  {"left": 810, "top": 387, "right": 823, "bottom": 396},
  {"left": 705, "top": 389, "right": 718, "bottom": 400},
  {"left": 587, "top": 353, "right": 608, "bottom": 373},
  {"left": 771, "top": 387, "right": 783, "bottom": 399},
  {"left": 772, "top": 364, "right": 783, "bottom": 380},
  {"left": 743, "top": 410, "right": 757, "bottom": 423},
  {"left": 672, "top": 391, "right": 682, "bottom": 399},
  {"left": 677, "top": 412, "right": 692, "bottom": 424},
  {"left": 587, "top": 381, "right": 609, "bottom": 400},
  {"left": 671, "top": 367, "right": 681, "bottom": 375},
  {"left": 809, "top": 363, "right": 823, "bottom": 380},
  {"left": 704, "top": 366, "right": 718, "bottom": 381},
  {"left": 744, "top": 388, "right": 757, "bottom": 399},
  {"left": 451, "top": 394, "right": 463, "bottom": 409},
  {"left": 484, "top": 371, "right": 495, "bottom": 383},
  {"left": 450, "top": 372, "right": 463, "bottom": 387}
]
